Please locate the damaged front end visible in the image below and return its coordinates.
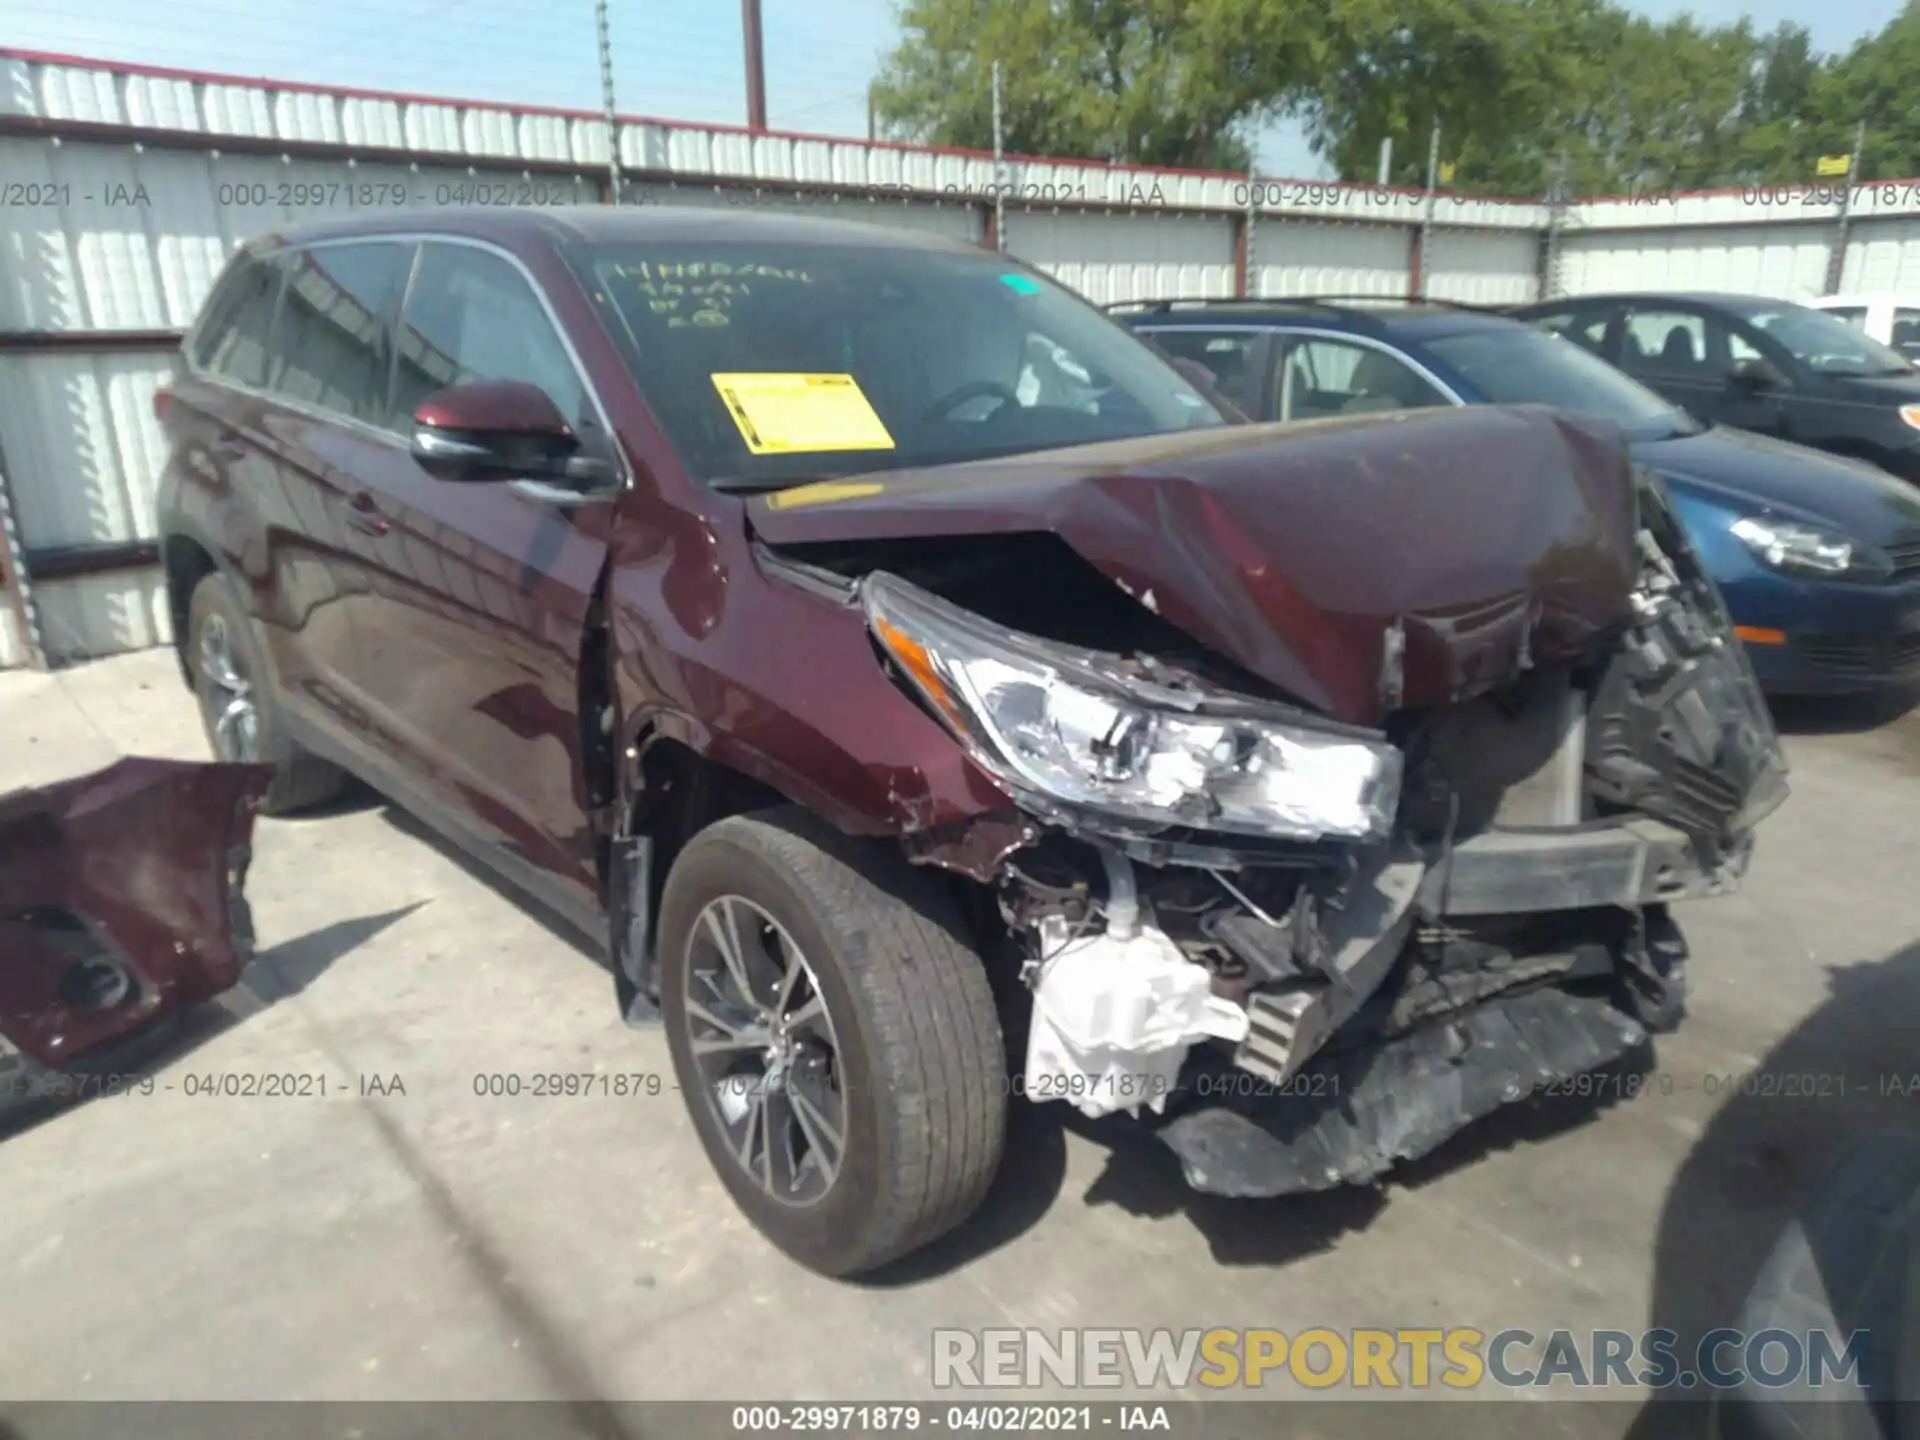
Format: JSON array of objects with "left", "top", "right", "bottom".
[
  {"left": 755, "top": 408, "right": 1787, "bottom": 1198},
  {"left": 0, "top": 758, "right": 272, "bottom": 1086}
]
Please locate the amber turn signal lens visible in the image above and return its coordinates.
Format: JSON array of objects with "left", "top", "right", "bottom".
[
  {"left": 1734, "top": 625, "right": 1787, "bottom": 645},
  {"left": 871, "top": 612, "right": 966, "bottom": 726}
]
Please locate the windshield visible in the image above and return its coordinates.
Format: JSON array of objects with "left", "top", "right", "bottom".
[
  {"left": 1425, "top": 325, "right": 1701, "bottom": 440},
  {"left": 1744, "top": 303, "right": 1913, "bottom": 376},
  {"left": 571, "top": 240, "right": 1225, "bottom": 489}
]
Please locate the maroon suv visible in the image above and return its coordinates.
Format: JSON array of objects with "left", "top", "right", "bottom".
[{"left": 155, "top": 207, "right": 1787, "bottom": 1276}]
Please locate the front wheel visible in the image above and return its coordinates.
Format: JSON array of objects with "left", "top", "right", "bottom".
[{"left": 657, "top": 808, "right": 1006, "bottom": 1277}]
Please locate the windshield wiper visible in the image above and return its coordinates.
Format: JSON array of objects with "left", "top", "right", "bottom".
[
  {"left": 709, "top": 475, "right": 839, "bottom": 494},
  {"left": 1633, "top": 414, "right": 1703, "bottom": 441}
]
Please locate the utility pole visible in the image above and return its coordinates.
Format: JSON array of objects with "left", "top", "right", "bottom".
[
  {"left": 1377, "top": 136, "right": 1393, "bottom": 187},
  {"left": 1823, "top": 119, "right": 1867, "bottom": 295},
  {"left": 990, "top": 60, "right": 1006, "bottom": 251},
  {"left": 742, "top": 0, "right": 767, "bottom": 132},
  {"left": 595, "top": 0, "right": 623, "bottom": 204}
]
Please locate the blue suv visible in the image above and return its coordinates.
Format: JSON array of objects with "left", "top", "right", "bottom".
[{"left": 1116, "top": 297, "right": 1920, "bottom": 695}]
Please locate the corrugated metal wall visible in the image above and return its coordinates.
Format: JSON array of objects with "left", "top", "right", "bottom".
[
  {"left": 8, "top": 48, "right": 1920, "bottom": 667},
  {"left": 1008, "top": 212, "right": 1233, "bottom": 303},
  {"left": 1837, "top": 217, "right": 1920, "bottom": 293},
  {"left": 1555, "top": 222, "right": 1834, "bottom": 297},
  {"left": 1251, "top": 220, "right": 1409, "bottom": 298},
  {"left": 1426, "top": 226, "right": 1543, "bottom": 303},
  {"left": 634, "top": 181, "right": 985, "bottom": 243}
]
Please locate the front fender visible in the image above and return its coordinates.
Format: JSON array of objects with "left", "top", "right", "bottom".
[{"left": 604, "top": 546, "right": 1017, "bottom": 856}]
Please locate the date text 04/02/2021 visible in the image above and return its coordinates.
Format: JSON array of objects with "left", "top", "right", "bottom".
[
  {"left": 0, "top": 1072, "right": 406, "bottom": 1100},
  {"left": 730, "top": 1405, "right": 1169, "bottom": 1432}
]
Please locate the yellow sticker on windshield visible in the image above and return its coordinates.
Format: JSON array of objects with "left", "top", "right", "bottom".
[{"left": 710, "top": 373, "right": 895, "bottom": 456}]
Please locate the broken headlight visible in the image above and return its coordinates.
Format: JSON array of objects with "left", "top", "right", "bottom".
[{"left": 863, "top": 572, "right": 1402, "bottom": 840}]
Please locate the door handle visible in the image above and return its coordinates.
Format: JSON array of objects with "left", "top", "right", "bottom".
[{"left": 344, "top": 490, "right": 392, "bottom": 537}]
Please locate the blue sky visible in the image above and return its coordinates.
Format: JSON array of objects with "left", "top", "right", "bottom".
[{"left": 5, "top": 0, "right": 1904, "bottom": 178}]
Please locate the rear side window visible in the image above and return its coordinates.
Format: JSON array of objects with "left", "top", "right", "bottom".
[
  {"left": 196, "top": 253, "right": 284, "bottom": 389},
  {"left": 266, "top": 241, "right": 415, "bottom": 429},
  {"left": 1273, "top": 337, "right": 1446, "bottom": 421},
  {"left": 1142, "top": 330, "right": 1264, "bottom": 416},
  {"left": 1892, "top": 309, "right": 1920, "bottom": 358},
  {"left": 1529, "top": 307, "right": 1612, "bottom": 356},
  {"left": 1621, "top": 310, "right": 1709, "bottom": 377},
  {"left": 391, "top": 243, "right": 586, "bottom": 430}
]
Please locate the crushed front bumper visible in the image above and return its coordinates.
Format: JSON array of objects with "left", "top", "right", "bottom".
[
  {"left": 0, "top": 757, "right": 272, "bottom": 1072},
  {"left": 1154, "top": 983, "right": 1655, "bottom": 1197}
]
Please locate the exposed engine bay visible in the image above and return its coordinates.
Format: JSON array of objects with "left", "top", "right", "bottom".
[{"left": 749, "top": 408, "right": 1788, "bottom": 1197}]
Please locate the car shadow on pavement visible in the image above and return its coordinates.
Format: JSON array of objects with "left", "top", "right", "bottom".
[
  {"left": 377, "top": 803, "right": 605, "bottom": 964},
  {"left": 237, "top": 901, "right": 425, "bottom": 1006},
  {"left": 1768, "top": 687, "right": 1918, "bottom": 735},
  {"left": 0, "top": 904, "right": 420, "bottom": 1144},
  {"left": 1624, "top": 939, "right": 1920, "bottom": 1440}
]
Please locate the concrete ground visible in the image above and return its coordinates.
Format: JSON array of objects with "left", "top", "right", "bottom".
[{"left": 1, "top": 648, "right": 1917, "bottom": 1425}]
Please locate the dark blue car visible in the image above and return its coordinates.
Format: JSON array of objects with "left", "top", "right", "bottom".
[{"left": 1116, "top": 298, "right": 1920, "bottom": 695}]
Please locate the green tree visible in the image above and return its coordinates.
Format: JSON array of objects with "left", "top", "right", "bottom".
[
  {"left": 870, "top": 0, "right": 1920, "bottom": 194},
  {"left": 1815, "top": 1, "right": 1920, "bottom": 181},
  {"left": 870, "top": 0, "right": 1331, "bottom": 169},
  {"left": 1301, "top": 0, "right": 1615, "bottom": 194}
]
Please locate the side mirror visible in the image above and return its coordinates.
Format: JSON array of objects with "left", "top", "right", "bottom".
[
  {"left": 1727, "top": 356, "right": 1786, "bottom": 393},
  {"left": 411, "top": 380, "right": 613, "bottom": 487}
]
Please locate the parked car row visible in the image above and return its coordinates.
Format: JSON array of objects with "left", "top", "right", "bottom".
[
  {"left": 1511, "top": 291, "right": 1920, "bottom": 483},
  {"left": 1118, "top": 292, "right": 1920, "bottom": 696},
  {"left": 1806, "top": 290, "right": 1920, "bottom": 363}
]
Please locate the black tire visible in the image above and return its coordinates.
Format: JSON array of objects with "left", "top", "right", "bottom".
[
  {"left": 657, "top": 807, "right": 1006, "bottom": 1277},
  {"left": 1713, "top": 1132, "right": 1920, "bottom": 1440},
  {"left": 185, "top": 572, "right": 346, "bottom": 815}
]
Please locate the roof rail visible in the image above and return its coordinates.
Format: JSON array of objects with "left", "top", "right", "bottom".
[
  {"left": 1106, "top": 296, "right": 1273, "bottom": 312},
  {"left": 1284, "top": 292, "right": 1515, "bottom": 313},
  {"left": 1103, "top": 293, "right": 1517, "bottom": 325},
  {"left": 1103, "top": 295, "right": 1388, "bottom": 325}
]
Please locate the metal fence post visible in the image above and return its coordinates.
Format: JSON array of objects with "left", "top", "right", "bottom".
[
  {"left": 595, "top": 0, "right": 624, "bottom": 204},
  {"left": 1239, "top": 162, "right": 1257, "bottom": 297},
  {"left": 1539, "top": 154, "right": 1570, "bottom": 302},
  {"left": 990, "top": 61, "right": 1007, "bottom": 253},
  {"left": 0, "top": 434, "right": 47, "bottom": 670},
  {"left": 1823, "top": 120, "right": 1867, "bottom": 296},
  {"left": 1415, "top": 123, "right": 1440, "bottom": 299}
]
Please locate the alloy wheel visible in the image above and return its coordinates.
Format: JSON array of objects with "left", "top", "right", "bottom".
[
  {"left": 680, "top": 895, "right": 847, "bottom": 1206},
  {"left": 196, "top": 613, "right": 260, "bottom": 762}
]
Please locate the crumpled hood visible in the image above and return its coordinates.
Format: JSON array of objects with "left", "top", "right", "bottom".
[{"left": 748, "top": 404, "right": 1641, "bottom": 725}]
